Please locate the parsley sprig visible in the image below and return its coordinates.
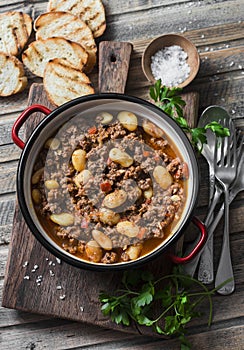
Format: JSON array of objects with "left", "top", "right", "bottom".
[
  {"left": 149, "top": 79, "right": 230, "bottom": 151},
  {"left": 99, "top": 267, "right": 232, "bottom": 350}
]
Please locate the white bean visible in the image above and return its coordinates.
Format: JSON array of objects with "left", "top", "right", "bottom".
[
  {"left": 50, "top": 213, "right": 75, "bottom": 226},
  {"left": 45, "top": 137, "right": 60, "bottom": 150},
  {"left": 171, "top": 195, "right": 181, "bottom": 202},
  {"left": 32, "top": 189, "right": 41, "bottom": 204},
  {"left": 72, "top": 149, "right": 86, "bottom": 172},
  {"left": 74, "top": 169, "right": 92, "bottom": 188},
  {"left": 153, "top": 165, "right": 173, "bottom": 190},
  {"left": 92, "top": 229, "right": 113, "bottom": 250},
  {"left": 143, "top": 187, "right": 153, "bottom": 199},
  {"left": 142, "top": 120, "right": 164, "bottom": 138},
  {"left": 99, "top": 208, "right": 120, "bottom": 225},
  {"left": 45, "top": 180, "right": 59, "bottom": 189},
  {"left": 117, "top": 111, "right": 138, "bottom": 131},
  {"left": 125, "top": 244, "right": 143, "bottom": 260},
  {"left": 31, "top": 167, "right": 44, "bottom": 185},
  {"left": 116, "top": 221, "right": 140, "bottom": 237},
  {"left": 103, "top": 189, "right": 127, "bottom": 209},
  {"left": 85, "top": 240, "right": 103, "bottom": 262},
  {"left": 109, "top": 148, "right": 133, "bottom": 167},
  {"left": 97, "top": 111, "right": 113, "bottom": 124}
]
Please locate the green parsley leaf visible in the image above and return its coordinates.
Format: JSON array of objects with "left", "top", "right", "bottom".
[
  {"left": 205, "top": 121, "right": 230, "bottom": 137},
  {"left": 99, "top": 271, "right": 231, "bottom": 350},
  {"left": 149, "top": 80, "right": 230, "bottom": 151},
  {"left": 136, "top": 314, "right": 154, "bottom": 326},
  {"left": 133, "top": 288, "right": 154, "bottom": 308}
]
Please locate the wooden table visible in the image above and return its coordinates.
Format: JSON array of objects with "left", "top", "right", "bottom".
[{"left": 0, "top": 1, "right": 243, "bottom": 349}]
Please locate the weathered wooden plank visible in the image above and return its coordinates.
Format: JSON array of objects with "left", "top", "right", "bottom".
[
  {"left": 0, "top": 319, "right": 138, "bottom": 350},
  {"left": 0, "top": 144, "right": 21, "bottom": 163},
  {"left": 0, "top": 225, "right": 12, "bottom": 245},
  {"left": 0, "top": 246, "right": 8, "bottom": 278},
  {"left": 132, "top": 22, "right": 244, "bottom": 53},
  {"left": 103, "top": 1, "right": 244, "bottom": 41},
  {"left": 0, "top": 163, "right": 17, "bottom": 194},
  {"left": 198, "top": 48, "right": 244, "bottom": 77},
  {"left": 0, "top": 303, "right": 243, "bottom": 350},
  {"left": 1, "top": 0, "right": 239, "bottom": 23},
  {"left": 0, "top": 117, "right": 21, "bottom": 145},
  {"left": 0, "top": 280, "right": 52, "bottom": 327}
]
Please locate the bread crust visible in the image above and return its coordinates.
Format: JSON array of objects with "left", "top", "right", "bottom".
[{"left": 0, "top": 52, "right": 27, "bottom": 96}]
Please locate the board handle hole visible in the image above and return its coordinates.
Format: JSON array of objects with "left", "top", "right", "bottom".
[{"left": 110, "top": 54, "right": 117, "bottom": 62}]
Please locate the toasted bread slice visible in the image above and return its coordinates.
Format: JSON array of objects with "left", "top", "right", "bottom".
[
  {"left": 47, "top": 0, "right": 106, "bottom": 38},
  {"left": 43, "top": 58, "right": 94, "bottom": 106},
  {"left": 0, "top": 53, "right": 27, "bottom": 96},
  {"left": 22, "top": 37, "right": 88, "bottom": 77},
  {"left": 34, "top": 11, "right": 96, "bottom": 72},
  {"left": 0, "top": 11, "right": 32, "bottom": 56}
]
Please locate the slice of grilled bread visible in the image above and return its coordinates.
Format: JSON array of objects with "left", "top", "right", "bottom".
[
  {"left": 34, "top": 11, "right": 96, "bottom": 72},
  {"left": 22, "top": 37, "right": 88, "bottom": 77},
  {"left": 47, "top": 0, "right": 106, "bottom": 38},
  {"left": 43, "top": 58, "right": 94, "bottom": 106},
  {"left": 0, "top": 11, "right": 32, "bottom": 56},
  {"left": 0, "top": 53, "right": 27, "bottom": 96}
]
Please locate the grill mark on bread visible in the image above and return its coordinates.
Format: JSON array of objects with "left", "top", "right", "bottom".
[
  {"left": 0, "top": 52, "right": 27, "bottom": 96},
  {"left": 18, "top": 12, "right": 29, "bottom": 43},
  {"left": 0, "top": 11, "right": 32, "bottom": 56},
  {"left": 35, "top": 12, "right": 97, "bottom": 52},
  {"left": 69, "top": 3, "right": 80, "bottom": 12},
  {"left": 43, "top": 58, "right": 94, "bottom": 106},
  {"left": 22, "top": 37, "right": 89, "bottom": 77},
  {"left": 47, "top": 0, "right": 106, "bottom": 38},
  {"left": 11, "top": 27, "right": 20, "bottom": 53},
  {"left": 34, "top": 12, "right": 96, "bottom": 71}
]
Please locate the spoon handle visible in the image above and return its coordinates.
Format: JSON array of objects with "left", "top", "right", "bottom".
[
  {"left": 215, "top": 188, "right": 235, "bottom": 294},
  {"left": 198, "top": 182, "right": 222, "bottom": 283}
]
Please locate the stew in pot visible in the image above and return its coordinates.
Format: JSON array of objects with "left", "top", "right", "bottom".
[{"left": 31, "top": 110, "right": 189, "bottom": 264}]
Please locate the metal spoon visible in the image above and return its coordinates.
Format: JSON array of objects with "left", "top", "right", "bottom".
[{"left": 183, "top": 106, "right": 229, "bottom": 279}]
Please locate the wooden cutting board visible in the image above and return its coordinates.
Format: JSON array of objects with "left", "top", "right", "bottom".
[{"left": 2, "top": 42, "right": 199, "bottom": 337}]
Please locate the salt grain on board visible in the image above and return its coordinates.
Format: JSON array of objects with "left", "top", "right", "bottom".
[{"left": 150, "top": 45, "right": 190, "bottom": 87}]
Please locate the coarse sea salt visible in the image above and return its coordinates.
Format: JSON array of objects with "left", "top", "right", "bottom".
[{"left": 151, "top": 45, "right": 190, "bottom": 87}]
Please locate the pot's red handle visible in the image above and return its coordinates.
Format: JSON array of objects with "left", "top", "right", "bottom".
[
  {"left": 170, "top": 217, "right": 207, "bottom": 264},
  {"left": 12, "top": 104, "right": 51, "bottom": 149}
]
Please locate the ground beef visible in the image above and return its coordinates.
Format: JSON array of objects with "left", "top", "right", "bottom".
[{"left": 101, "top": 251, "right": 118, "bottom": 264}]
